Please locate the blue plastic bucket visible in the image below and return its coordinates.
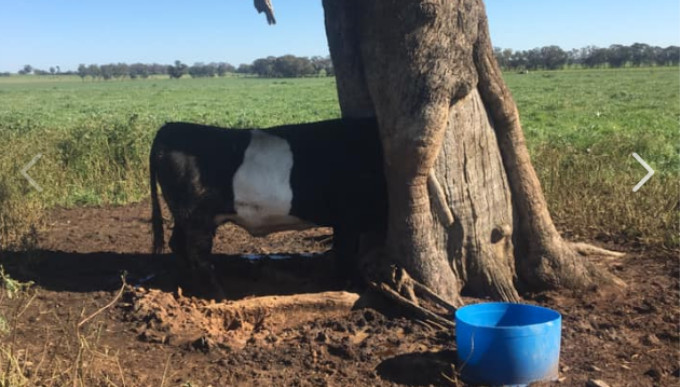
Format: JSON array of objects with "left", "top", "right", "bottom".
[{"left": 455, "top": 302, "right": 562, "bottom": 386}]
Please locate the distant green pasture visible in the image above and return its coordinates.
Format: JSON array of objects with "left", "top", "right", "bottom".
[
  {"left": 509, "top": 67, "right": 679, "bottom": 173},
  {"left": 0, "top": 68, "right": 678, "bottom": 249}
]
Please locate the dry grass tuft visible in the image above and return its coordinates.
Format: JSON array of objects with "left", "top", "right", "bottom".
[{"left": 0, "top": 268, "right": 130, "bottom": 386}]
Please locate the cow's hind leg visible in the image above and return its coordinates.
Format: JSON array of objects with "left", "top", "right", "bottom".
[
  {"left": 184, "top": 223, "right": 225, "bottom": 299},
  {"left": 169, "top": 224, "right": 187, "bottom": 258},
  {"left": 168, "top": 221, "right": 223, "bottom": 299},
  {"left": 168, "top": 223, "right": 191, "bottom": 289}
]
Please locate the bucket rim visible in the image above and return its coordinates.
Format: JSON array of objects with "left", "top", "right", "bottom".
[{"left": 455, "top": 302, "right": 561, "bottom": 330}]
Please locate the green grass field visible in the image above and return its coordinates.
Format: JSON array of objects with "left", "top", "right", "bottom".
[{"left": 0, "top": 68, "right": 678, "bottom": 249}]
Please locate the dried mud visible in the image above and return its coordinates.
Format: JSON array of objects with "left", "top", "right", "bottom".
[{"left": 0, "top": 202, "right": 677, "bottom": 386}]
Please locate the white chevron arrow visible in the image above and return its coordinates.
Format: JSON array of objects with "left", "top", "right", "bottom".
[
  {"left": 20, "top": 153, "right": 43, "bottom": 192},
  {"left": 632, "top": 153, "right": 654, "bottom": 193}
]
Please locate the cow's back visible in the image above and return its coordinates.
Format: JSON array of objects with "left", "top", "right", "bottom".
[
  {"left": 151, "top": 123, "right": 251, "bottom": 219},
  {"left": 269, "top": 118, "right": 386, "bottom": 231},
  {"left": 150, "top": 118, "right": 385, "bottom": 235}
]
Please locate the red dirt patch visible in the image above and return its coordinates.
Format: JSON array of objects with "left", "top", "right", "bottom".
[{"left": 0, "top": 201, "right": 678, "bottom": 386}]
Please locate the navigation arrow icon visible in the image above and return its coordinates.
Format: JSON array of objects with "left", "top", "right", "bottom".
[
  {"left": 632, "top": 153, "right": 654, "bottom": 192},
  {"left": 21, "top": 153, "right": 43, "bottom": 192}
]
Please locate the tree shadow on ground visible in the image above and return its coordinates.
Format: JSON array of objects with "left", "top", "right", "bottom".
[
  {"left": 0, "top": 250, "right": 345, "bottom": 299},
  {"left": 376, "top": 350, "right": 459, "bottom": 386}
]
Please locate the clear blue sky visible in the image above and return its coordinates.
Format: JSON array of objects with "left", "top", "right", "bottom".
[{"left": 0, "top": 0, "right": 678, "bottom": 73}]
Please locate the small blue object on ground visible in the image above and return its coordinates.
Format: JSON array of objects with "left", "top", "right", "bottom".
[{"left": 455, "top": 302, "right": 562, "bottom": 386}]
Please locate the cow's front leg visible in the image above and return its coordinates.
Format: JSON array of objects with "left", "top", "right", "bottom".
[
  {"left": 184, "top": 224, "right": 225, "bottom": 300},
  {"left": 332, "top": 227, "right": 361, "bottom": 288}
]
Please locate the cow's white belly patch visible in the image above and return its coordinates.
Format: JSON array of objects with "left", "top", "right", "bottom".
[{"left": 227, "top": 130, "right": 313, "bottom": 236}]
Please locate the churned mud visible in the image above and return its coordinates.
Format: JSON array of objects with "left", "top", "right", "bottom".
[{"left": 0, "top": 202, "right": 677, "bottom": 386}]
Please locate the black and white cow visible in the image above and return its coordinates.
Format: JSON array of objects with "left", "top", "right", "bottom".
[{"left": 149, "top": 118, "right": 386, "bottom": 297}]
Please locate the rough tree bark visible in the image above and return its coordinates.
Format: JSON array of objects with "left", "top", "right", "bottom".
[
  {"left": 252, "top": 0, "right": 623, "bottom": 309},
  {"left": 319, "top": 0, "right": 622, "bottom": 308}
]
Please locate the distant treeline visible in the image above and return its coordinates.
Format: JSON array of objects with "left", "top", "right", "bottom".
[
  {"left": 12, "top": 55, "right": 334, "bottom": 80},
  {"left": 495, "top": 43, "right": 680, "bottom": 71},
  {"left": 8, "top": 43, "right": 680, "bottom": 79}
]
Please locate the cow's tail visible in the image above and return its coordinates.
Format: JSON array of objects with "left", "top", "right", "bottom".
[{"left": 150, "top": 146, "right": 165, "bottom": 255}]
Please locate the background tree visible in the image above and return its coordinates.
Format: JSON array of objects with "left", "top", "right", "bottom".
[
  {"left": 236, "top": 63, "right": 253, "bottom": 74},
  {"left": 582, "top": 46, "right": 609, "bottom": 68},
  {"left": 18, "top": 65, "right": 33, "bottom": 75},
  {"left": 662, "top": 46, "right": 681, "bottom": 66},
  {"left": 252, "top": 57, "right": 276, "bottom": 77},
  {"left": 112, "top": 63, "right": 129, "bottom": 80},
  {"left": 493, "top": 48, "right": 513, "bottom": 70},
  {"left": 128, "top": 63, "right": 150, "bottom": 79},
  {"left": 492, "top": 43, "right": 678, "bottom": 71},
  {"left": 87, "top": 64, "right": 100, "bottom": 80},
  {"left": 273, "top": 55, "right": 315, "bottom": 77},
  {"left": 541, "top": 45, "right": 567, "bottom": 70},
  {"left": 149, "top": 63, "right": 168, "bottom": 76},
  {"left": 188, "top": 62, "right": 217, "bottom": 78},
  {"left": 310, "top": 56, "right": 334, "bottom": 76},
  {"left": 216, "top": 62, "right": 235, "bottom": 76},
  {"left": 509, "top": 50, "right": 528, "bottom": 70},
  {"left": 77, "top": 64, "right": 88, "bottom": 81},
  {"left": 525, "top": 48, "right": 542, "bottom": 70},
  {"left": 168, "top": 60, "right": 188, "bottom": 79},
  {"left": 100, "top": 64, "right": 114, "bottom": 80},
  {"left": 630, "top": 43, "right": 653, "bottom": 66},
  {"left": 566, "top": 48, "right": 581, "bottom": 67},
  {"left": 607, "top": 44, "right": 631, "bottom": 68}
]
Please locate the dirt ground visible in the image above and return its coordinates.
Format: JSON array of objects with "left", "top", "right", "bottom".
[{"left": 0, "top": 202, "right": 678, "bottom": 386}]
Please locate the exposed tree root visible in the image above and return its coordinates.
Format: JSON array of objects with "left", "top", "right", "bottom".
[
  {"left": 536, "top": 242, "right": 628, "bottom": 290},
  {"left": 569, "top": 242, "right": 626, "bottom": 259},
  {"left": 564, "top": 242, "right": 628, "bottom": 288},
  {"left": 366, "top": 266, "right": 456, "bottom": 329},
  {"left": 474, "top": 15, "right": 627, "bottom": 293},
  {"left": 360, "top": 238, "right": 627, "bottom": 325}
]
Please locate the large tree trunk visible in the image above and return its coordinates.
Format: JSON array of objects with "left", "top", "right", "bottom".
[{"left": 321, "top": 0, "right": 620, "bottom": 306}]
